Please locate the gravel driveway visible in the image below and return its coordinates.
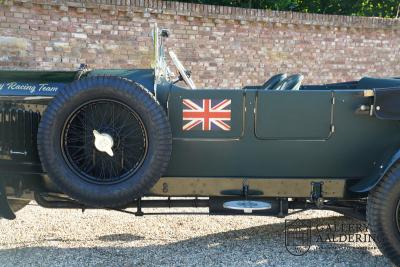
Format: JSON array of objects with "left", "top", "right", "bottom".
[{"left": 0, "top": 203, "right": 393, "bottom": 267}]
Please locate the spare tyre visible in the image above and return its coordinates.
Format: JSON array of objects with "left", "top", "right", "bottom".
[{"left": 37, "top": 76, "right": 172, "bottom": 207}]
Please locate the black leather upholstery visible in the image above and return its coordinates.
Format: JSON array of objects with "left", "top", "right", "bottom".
[
  {"left": 273, "top": 74, "right": 304, "bottom": 90},
  {"left": 261, "top": 73, "right": 287, "bottom": 90}
]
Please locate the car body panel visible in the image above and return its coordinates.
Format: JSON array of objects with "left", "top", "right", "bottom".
[
  {"left": 0, "top": 69, "right": 400, "bottom": 198},
  {"left": 255, "top": 90, "right": 333, "bottom": 140},
  {"left": 350, "top": 148, "right": 400, "bottom": 193},
  {"left": 163, "top": 87, "right": 400, "bottom": 183},
  {"left": 167, "top": 86, "right": 244, "bottom": 139},
  {"left": 0, "top": 69, "right": 154, "bottom": 97},
  {"left": 0, "top": 70, "right": 77, "bottom": 83}
]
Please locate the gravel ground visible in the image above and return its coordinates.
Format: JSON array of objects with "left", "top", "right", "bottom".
[{"left": 0, "top": 203, "right": 393, "bottom": 267}]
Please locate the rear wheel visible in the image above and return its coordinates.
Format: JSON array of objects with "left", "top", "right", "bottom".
[
  {"left": 367, "top": 162, "right": 400, "bottom": 266},
  {"left": 38, "top": 77, "right": 172, "bottom": 208}
]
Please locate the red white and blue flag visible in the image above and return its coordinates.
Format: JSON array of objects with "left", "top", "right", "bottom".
[{"left": 182, "top": 98, "right": 231, "bottom": 131}]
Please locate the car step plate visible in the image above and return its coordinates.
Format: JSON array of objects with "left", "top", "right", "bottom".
[{"left": 223, "top": 200, "right": 271, "bottom": 214}]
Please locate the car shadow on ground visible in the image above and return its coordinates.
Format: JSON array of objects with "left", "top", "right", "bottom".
[
  {"left": 0, "top": 215, "right": 392, "bottom": 267},
  {"left": 98, "top": 233, "right": 144, "bottom": 242}
]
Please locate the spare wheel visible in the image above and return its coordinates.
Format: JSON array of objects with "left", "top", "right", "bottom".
[{"left": 37, "top": 76, "right": 172, "bottom": 207}]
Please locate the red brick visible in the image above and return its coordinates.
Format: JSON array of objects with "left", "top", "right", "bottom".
[{"left": 0, "top": 1, "right": 399, "bottom": 86}]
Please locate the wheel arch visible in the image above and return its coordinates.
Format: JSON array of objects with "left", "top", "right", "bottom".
[{"left": 350, "top": 148, "right": 400, "bottom": 193}]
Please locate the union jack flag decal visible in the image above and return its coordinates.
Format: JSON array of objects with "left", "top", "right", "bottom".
[{"left": 182, "top": 98, "right": 231, "bottom": 131}]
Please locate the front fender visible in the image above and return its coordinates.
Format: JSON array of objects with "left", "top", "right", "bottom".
[
  {"left": 87, "top": 69, "right": 155, "bottom": 93},
  {"left": 350, "top": 148, "right": 400, "bottom": 193}
]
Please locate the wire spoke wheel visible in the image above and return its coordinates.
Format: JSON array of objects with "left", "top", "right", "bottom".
[
  {"left": 38, "top": 77, "right": 171, "bottom": 207},
  {"left": 62, "top": 99, "right": 148, "bottom": 184}
]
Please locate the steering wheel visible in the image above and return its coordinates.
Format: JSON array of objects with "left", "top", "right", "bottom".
[{"left": 169, "top": 51, "right": 196, "bottom": 89}]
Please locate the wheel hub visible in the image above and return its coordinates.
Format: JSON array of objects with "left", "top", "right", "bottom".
[
  {"left": 62, "top": 99, "right": 148, "bottom": 184},
  {"left": 93, "top": 130, "right": 114, "bottom": 157}
]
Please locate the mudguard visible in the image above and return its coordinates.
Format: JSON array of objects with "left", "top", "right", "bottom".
[
  {"left": 88, "top": 69, "right": 155, "bottom": 93},
  {"left": 0, "top": 180, "right": 15, "bottom": 220},
  {"left": 350, "top": 84, "right": 400, "bottom": 193},
  {"left": 350, "top": 148, "right": 400, "bottom": 193}
]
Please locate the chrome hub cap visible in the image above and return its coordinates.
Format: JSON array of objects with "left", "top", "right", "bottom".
[{"left": 93, "top": 130, "right": 114, "bottom": 157}]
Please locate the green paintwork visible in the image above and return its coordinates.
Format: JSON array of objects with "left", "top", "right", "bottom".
[
  {"left": 2, "top": 25, "right": 400, "bottom": 205},
  {"left": 158, "top": 82, "right": 400, "bottom": 193},
  {"left": 1, "top": 67, "right": 400, "bottom": 196},
  {"left": 88, "top": 69, "right": 155, "bottom": 92},
  {"left": 0, "top": 70, "right": 77, "bottom": 83},
  {"left": 255, "top": 90, "right": 333, "bottom": 139},
  {"left": 0, "top": 68, "right": 155, "bottom": 91}
]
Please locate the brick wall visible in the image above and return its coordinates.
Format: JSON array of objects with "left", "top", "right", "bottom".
[{"left": 0, "top": 0, "right": 399, "bottom": 88}]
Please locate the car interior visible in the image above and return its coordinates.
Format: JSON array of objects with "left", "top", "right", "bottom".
[
  {"left": 301, "top": 76, "right": 400, "bottom": 90},
  {"left": 244, "top": 75, "right": 400, "bottom": 91}
]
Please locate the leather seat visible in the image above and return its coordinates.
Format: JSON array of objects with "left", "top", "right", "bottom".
[
  {"left": 273, "top": 74, "right": 304, "bottom": 90},
  {"left": 261, "top": 73, "right": 287, "bottom": 90}
]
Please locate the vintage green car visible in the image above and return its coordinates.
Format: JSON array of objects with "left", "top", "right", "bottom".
[{"left": 0, "top": 26, "right": 400, "bottom": 264}]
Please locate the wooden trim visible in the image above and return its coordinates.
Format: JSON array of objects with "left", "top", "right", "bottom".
[
  {"left": 363, "top": 89, "right": 374, "bottom": 97},
  {"left": 149, "top": 177, "right": 348, "bottom": 198}
]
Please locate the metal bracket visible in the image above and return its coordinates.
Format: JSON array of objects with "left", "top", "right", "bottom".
[
  {"left": 242, "top": 184, "right": 249, "bottom": 198},
  {"left": 75, "top": 64, "right": 90, "bottom": 80},
  {"left": 277, "top": 198, "right": 285, "bottom": 218},
  {"left": 10, "top": 150, "right": 27, "bottom": 156},
  {"left": 311, "top": 182, "right": 324, "bottom": 207},
  {"left": 370, "top": 104, "right": 374, "bottom": 116},
  {"left": 0, "top": 180, "right": 15, "bottom": 220},
  {"left": 135, "top": 198, "right": 144, "bottom": 216},
  {"left": 220, "top": 179, "right": 263, "bottom": 196}
]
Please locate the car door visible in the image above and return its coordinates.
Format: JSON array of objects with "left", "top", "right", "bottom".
[{"left": 255, "top": 90, "right": 334, "bottom": 140}]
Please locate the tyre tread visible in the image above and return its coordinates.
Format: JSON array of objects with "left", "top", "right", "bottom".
[{"left": 38, "top": 76, "right": 172, "bottom": 208}]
